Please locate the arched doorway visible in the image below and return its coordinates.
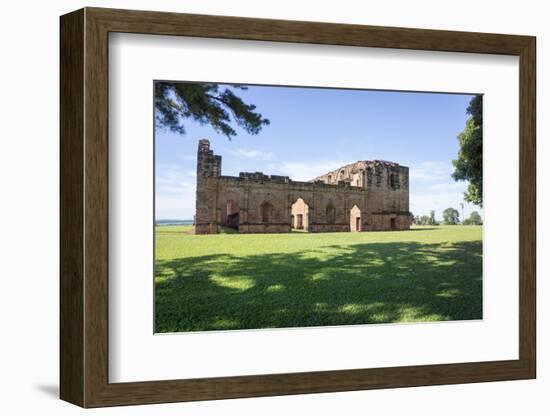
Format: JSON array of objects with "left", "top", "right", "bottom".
[
  {"left": 290, "top": 198, "right": 309, "bottom": 231},
  {"left": 225, "top": 200, "right": 239, "bottom": 230},
  {"left": 350, "top": 205, "right": 361, "bottom": 232}
]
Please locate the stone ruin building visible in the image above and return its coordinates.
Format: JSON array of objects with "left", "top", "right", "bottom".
[{"left": 194, "top": 139, "right": 411, "bottom": 234}]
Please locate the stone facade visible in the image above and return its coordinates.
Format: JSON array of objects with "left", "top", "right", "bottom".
[{"left": 194, "top": 139, "right": 411, "bottom": 234}]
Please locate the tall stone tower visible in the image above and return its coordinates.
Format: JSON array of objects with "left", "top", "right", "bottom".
[
  {"left": 194, "top": 139, "right": 221, "bottom": 234},
  {"left": 363, "top": 162, "right": 409, "bottom": 214}
]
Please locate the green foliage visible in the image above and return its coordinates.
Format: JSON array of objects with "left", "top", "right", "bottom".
[
  {"left": 155, "top": 226, "right": 482, "bottom": 332},
  {"left": 463, "top": 211, "right": 483, "bottom": 225},
  {"left": 155, "top": 82, "right": 270, "bottom": 139},
  {"left": 452, "top": 95, "right": 483, "bottom": 206},
  {"left": 418, "top": 215, "right": 430, "bottom": 225},
  {"left": 443, "top": 207, "right": 460, "bottom": 225},
  {"left": 414, "top": 211, "right": 438, "bottom": 226}
]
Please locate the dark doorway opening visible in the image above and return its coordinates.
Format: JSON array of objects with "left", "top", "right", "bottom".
[{"left": 225, "top": 200, "right": 240, "bottom": 230}]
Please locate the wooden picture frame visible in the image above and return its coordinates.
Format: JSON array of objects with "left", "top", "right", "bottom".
[{"left": 60, "top": 7, "right": 536, "bottom": 408}]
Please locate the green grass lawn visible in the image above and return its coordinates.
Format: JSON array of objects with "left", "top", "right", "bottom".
[{"left": 155, "top": 225, "right": 482, "bottom": 332}]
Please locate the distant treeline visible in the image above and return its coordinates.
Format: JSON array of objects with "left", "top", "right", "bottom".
[
  {"left": 413, "top": 209, "right": 482, "bottom": 226},
  {"left": 156, "top": 219, "right": 194, "bottom": 226}
]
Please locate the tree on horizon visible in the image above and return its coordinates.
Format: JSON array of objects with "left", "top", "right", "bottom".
[
  {"left": 463, "top": 211, "right": 483, "bottom": 225},
  {"left": 443, "top": 207, "right": 460, "bottom": 225},
  {"left": 428, "top": 210, "right": 438, "bottom": 226}
]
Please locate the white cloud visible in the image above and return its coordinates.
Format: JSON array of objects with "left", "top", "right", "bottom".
[
  {"left": 155, "top": 165, "right": 196, "bottom": 219},
  {"left": 269, "top": 160, "right": 349, "bottom": 182},
  {"left": 407, "top": 160, "right": 484, "bottom": 220},
  {"left": 426, "top": 181, "right": 466, "bottom": 192},
  {"left": 409, "top": 161, "right": 453, "bottom": 182},
  {"left": 228, "top": 148, "right": 273, "bottom": 160},
  {"left": 410, "top": 186, "right": 483, "bottom": 221}
]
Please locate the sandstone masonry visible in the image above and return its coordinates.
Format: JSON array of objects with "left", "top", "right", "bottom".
[{"left": 194, "top": 139, "right": 411, "bottom": 234}]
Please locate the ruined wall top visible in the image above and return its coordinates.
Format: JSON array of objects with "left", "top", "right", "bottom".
[
  {"left": 312, "top": 160, "right": 407, "bottom": 180},
  {"left": 197, "top": 139, "right": 408, "bottom": 191},
  {"left": 217, "top": 173, "right": 367, "bottom": 194},
  {"left": 217, "top": 171, "right": 358, "bottom": 188},
  {"left": 238, "top": 172, "right": 291, "bottom": 182},
  {"left": 313, "top": 159, "right": 409, "bottom": 190}
]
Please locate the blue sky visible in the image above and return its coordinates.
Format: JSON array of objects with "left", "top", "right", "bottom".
[{"left": 155, "top": 83, "right": 481, "bottom": 221}]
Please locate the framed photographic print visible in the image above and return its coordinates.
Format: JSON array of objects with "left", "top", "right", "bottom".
[{"left": 60, "top": 7, "right": 536, "bottom": 408}]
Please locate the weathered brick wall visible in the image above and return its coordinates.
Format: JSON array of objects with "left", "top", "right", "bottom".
[
  {"left": 206, "top": 176, "right": 369, "bottom": 234},
  {"left": 313, "top": 160, "right": 409, "bottom": 216},
  {"left": 194, "top": 140, "right": 411, "bottom": 234},
  {"left": 369, "top": 213, "right": 412, "bottom": 231},
  {"left": 365, "top": 163, "right": 409, "bottom": 216},
  {"left": 195, "top": 139, "right": 222, "bottom": 234}
]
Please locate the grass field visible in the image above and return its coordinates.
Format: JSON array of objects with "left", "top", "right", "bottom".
[{"left": 155, "top": 225, "right": 482, "bottom": 332}]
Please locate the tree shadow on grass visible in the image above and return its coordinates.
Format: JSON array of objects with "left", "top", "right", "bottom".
[{"left": 155, "top": 241, "right": 482, "bottom": 332}]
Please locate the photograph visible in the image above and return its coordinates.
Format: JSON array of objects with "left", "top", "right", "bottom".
[
  {"left": 154, "top": 81, "right": 483, "bottom": 333},
  {"left": 49, "top": 4, "right": 540, "bottom": 410}
]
